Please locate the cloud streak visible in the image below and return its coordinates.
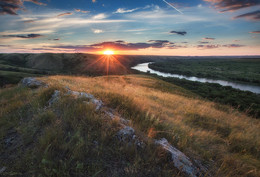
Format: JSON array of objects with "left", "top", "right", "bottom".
[
  {"left": 1, "top": 33, "right": 44, "bottom": 39},
  {"left": 234, "top": 10, "right": 260, "bottom": 20},
  {"left": 197, "top": 43, "right": 245, "bottom": 49},
  {"left": 75, "top": 9, "right": 90, "bottom": 13},
  {"left": 203, "top": 37, "right": 215, "bottom": 40},
  {"left": 0, "top": 0, "right": 45, "bottom": 15},
  {"left": 114, "top": 8, "right": 139, "bottom": 14},
  {"left": 250, "top": 31, "right": 260, "bottom": 34},
  {"left": 204, "top": 0, "right": 260, "bottom": 21},
  {"left": 51, "top": 40, "right": 183, "bottom": 52},
  {"left": 204, "top": 0, "right": 260, "bottom": 12},
  {"left": 170, "top": 30, "right": 187, "bottom": 36},
  {"left": 57, "top": 12, "right": 73, "bottom": 17}
]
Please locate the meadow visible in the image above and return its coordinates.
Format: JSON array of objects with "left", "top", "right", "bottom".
[{"left": 1, "top": 75, "right": 259, "bottom": 176}]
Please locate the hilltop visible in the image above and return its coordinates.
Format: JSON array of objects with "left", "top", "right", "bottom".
[
  {"left": 0, "top": 53, "right": 164, "bottom": 86},
  {"left": 1, "top": 75, "right": 259, "bottom": 176}
]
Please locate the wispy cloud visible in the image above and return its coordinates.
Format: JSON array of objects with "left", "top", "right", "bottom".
[
  {"left": 197, "top": 43, "right": 245, "bottom": 49},
  {"left": 197, "top": 44, "right": 220, "bottom": 49},
  {"left": 204, "top": 0, "right": 260, "bottom": 12},
  {"left": 1, "top": 33, "right": 44, "bottom": 39},
  {"left": 92, "top": 29, "right": 103, "bottom": 34},
  {"left": 170, "top": 30, "right": 187, "bottom": 36},
  {"left": 114, "top": 8, "right": 139, "bottom": 14},
  {"left": 203, "top": 37, "right": 215, "bottom": 40},
  {"left": 92, "top": 13, "right": 106, "bottom": 20},
  {"left": 75, "top": 9, "right": 90, "bottom": 13},
  {"left": 234, "top": 10, "right": 260, "bottom": 21},
  {"left": 250, "top": 31, "right": 260, "bottom": 34},
  {"left": 204, "top": 0, "right": 260, "bottom": 20},
  {"left": 0, "top": 0, "right": 46, "bottom": 15},
  {"left": 222, "top": 44, "right": 245, "bottom": 48},
  {"left": 57, "top": 12, "right": 73, "bottom": 17},
  {"left": 50, "top": 40, "right": 183, "bottom": 52},
  {"left": 198, "top": 41, "right": 210, "bottom": 44}
]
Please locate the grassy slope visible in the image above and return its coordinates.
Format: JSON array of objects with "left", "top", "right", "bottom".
[
  {"left": 150, "top": 75, "right": 260, "bottom": 118},
  {"left": 1, "top": 75, "right": 260, "bottom": 176},
  {"left": 149, "top": 58, "right": 260, "bottom": 85}
]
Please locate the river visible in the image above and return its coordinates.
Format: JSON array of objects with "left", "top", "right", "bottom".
[{"left": 131, "top": 62, "right": 260, "bottom": 94}]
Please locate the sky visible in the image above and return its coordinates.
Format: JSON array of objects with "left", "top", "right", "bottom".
[{"left": 0, "top": 0, "right": 260, "bottom": 56}]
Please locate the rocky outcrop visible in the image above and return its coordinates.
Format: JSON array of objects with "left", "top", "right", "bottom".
[
  {"left": 116, "top": 126, "right": 145, "bottom": 148},
  {"left": 155, "top": 138, "right": 199, "bottom": 177},
  {"left": 22, "top": 79, "right": 206, "bottom": 176},
  {"left": 48, "top": 90, "right": 60, "bottom": 106},
  {"left": 20, "top": 77, "right": 47, "bottom": 88},
  {"left": 66, "top": 88, "right": 103, "bottom": 111}
]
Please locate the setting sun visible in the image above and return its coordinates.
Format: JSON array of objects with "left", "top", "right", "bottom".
[{"left": 103, "top": 50, "right": 114, "bottom": 55}]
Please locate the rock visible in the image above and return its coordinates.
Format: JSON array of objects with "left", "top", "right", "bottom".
[
  {"left": 117, "top": 126, "right": 135, "bottom": 142},
  {"left": 0, "top": 167, "right": 6, "bottom": 174},
  {"left": 155, "top": 138, "right": 198, "bottom": 177},
  {"left": 67, "top": 90, "right": 102, "bottom": 111},
  {"left": 91, "top": 98, "right": 103, "bottom": 111},
  {"left": 105, "top": 110, "right": 130, "bottom": 125},
  {"left": 116, "top": 126, "right": 145, "bottom": 147},
  {"left": 20, "top": 77, "right": 47, "bottom": 88},
  {"left": 48, "top": 90, "right": 60, "bottom": 106}
]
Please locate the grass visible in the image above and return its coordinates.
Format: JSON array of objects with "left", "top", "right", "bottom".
[
  {"left": 154, "top": 75, "right": 260, "bottom": 118},
  {"left": 0, "top": 70, "right": 41, "bottom": 86},
  {"left": 0, "top": 75, "right": 260, "bottom": 176},
  {"left": 0, "top": 78, "right": 181, "bottom": 177}
]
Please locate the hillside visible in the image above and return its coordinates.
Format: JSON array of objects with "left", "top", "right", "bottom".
[
  {"left": 0, "top": 53, "right": 162, "bottom": 86},
  {"left": 1, "top": 75, "right": 259, "bottom": 177}
]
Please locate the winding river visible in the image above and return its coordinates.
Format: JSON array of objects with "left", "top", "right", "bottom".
[{"left": 132, "top": 62, "right": 260, "bottom": 94}]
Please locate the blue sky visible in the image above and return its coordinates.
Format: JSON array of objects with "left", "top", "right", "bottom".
[{"left": 0, "top": 0, "right": 259, "bottom": 55}]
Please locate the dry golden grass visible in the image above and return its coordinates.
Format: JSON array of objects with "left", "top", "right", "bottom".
[{"left": 39, "top": 75, "right": 260, "bottom": 177}]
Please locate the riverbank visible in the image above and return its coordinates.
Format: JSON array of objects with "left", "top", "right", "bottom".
[
  {"left": 149, "top": 58, "right": 260, "bottom": 86},
  {"left": 132, "top": 63, "right": 260, "bottom": 118},
  {"left": 132, "top": 62, "right": 260, "bottom": 94}
]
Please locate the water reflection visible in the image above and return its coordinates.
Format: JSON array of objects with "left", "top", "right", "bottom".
[{"left": 132, "top": 62, "right": 260, "bottom": 94}]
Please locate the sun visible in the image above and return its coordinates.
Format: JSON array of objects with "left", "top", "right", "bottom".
[{"left": 103, "top": 50, "right": 115, "bottom": 55}]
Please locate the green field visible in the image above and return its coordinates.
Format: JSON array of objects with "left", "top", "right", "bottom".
[{"left": 149, "top": 58, "right": 260, "bottom": 86}]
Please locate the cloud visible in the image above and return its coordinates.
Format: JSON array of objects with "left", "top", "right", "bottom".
[
  {"left": 199, "top": 41, "right": 210, "bottom": 44},
  {"left": 250, "top": 31, "right": 260, "bottom": 34},
  {"left": 92, "top": 29, "right": 103, "bottom": 34},
  {"left": 197, "top": 44, "right": 220, "bottom": 49},
  {"left": 92, "top": 13, "right": 106, "bottom": 20},
  {"left": 234, "top": 10, "right": 260, "bottom": 20},
  {"left": 197, "top": 43, "right": 245, "bottom": 49},
  {"left": 51, "top": 40, "right": 182, "bottom": 52},
  {"left": 23, "top": 20, "right": 36, "bottom": 23},
  {"left": 204, "top": 0, "right": 260, "bottom": 12},
  {"left": 222, "top": 44, "right": 245, "bottom": 48},
  {"left": 170, "top": 30, "right": 187, "bottom": 36},
  {"left": 57, "top": 12, "right": 73, "bottom": 17},
  {"left": 0, "top": 0, "right": 46, "bottom": 15},
  {"left": 1, "top": 33, "right": 44, "bottom": 39},
  {"left": 114, "top": 8, "right": 139, "bottom": 14},
  {"left": 203, "top": 37, "right": 215, "bottom": 40},
  {"left": 48, "top": 38, "right": 60, "bottom": 41},
  {"left": 75, "top": 9, "right": 90, "bottom": 13},
  {"left": 204, "top": 0, "right": 260, "bottom": 21}
]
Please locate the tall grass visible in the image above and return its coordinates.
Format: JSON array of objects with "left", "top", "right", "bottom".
[{"left": 38, "top": 75, "right": 260, "bottom": 177}]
